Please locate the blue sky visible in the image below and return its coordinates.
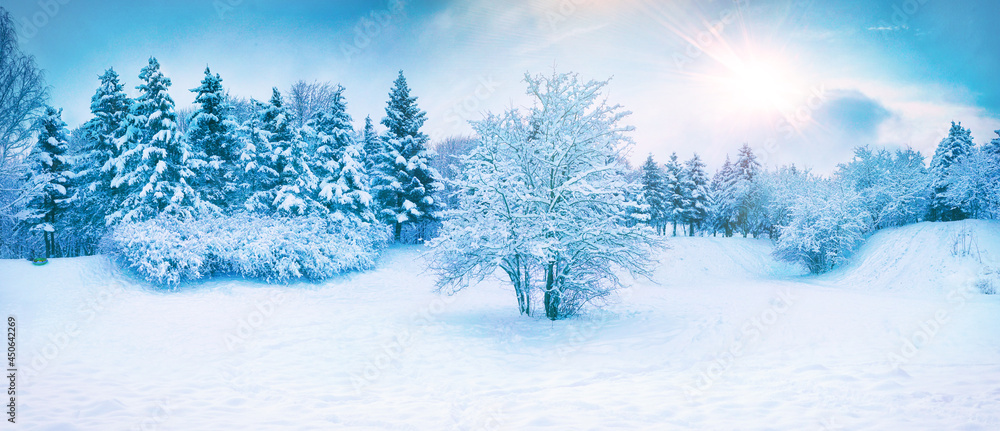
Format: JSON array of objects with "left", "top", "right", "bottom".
[{"left": 6, "top": 0, "right": 999, "bottom": 172}]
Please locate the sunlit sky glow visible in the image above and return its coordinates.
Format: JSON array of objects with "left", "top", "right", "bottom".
[{"left": 7, "top": 0, "right": 999, "bottom": 173}]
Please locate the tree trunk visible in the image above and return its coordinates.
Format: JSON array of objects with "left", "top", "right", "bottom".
[
  {"left": 393, "top": 222, "right": 402, "bottom": 243},
  {"left": 544, "top": 262, "right": 560, "bottom": 320},
  {"left": 522, "top": 268, "right": 531, "bottom": 316},
  {"left": 504, "top": 255, "right": 532, "bottom": 316},
  {"left": 44, "top": 211, "right": 55, "bottom": 258},
  {"left": 672, "top": 221, "right": 677, "bottom": 237}
]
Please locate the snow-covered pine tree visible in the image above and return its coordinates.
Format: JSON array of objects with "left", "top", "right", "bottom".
[
  {"left": 639, "top": 153, "right": 668, "bottom": 235},
  {"left": 188, "top": 66, "right": 240, "bottom": 209},
  {"left": 381, "top": 71, "right": 428, "bottom": 141},
  {"left": 255, "top": 88, "right": 322, "bottom": 216},
  {"left": 72, "top": 68, "right": 131, "bottom": 241},
  {"left": 682, "top": 153, "right": 711, "bottom": 236},
  {"left": 374, "top": 70, "right": 443, "bottom": 241},
  {"left": 928, "top": 122, "right": 975, "bottom": 221},
  {"left": 734, "top": 143, "right": 761, "bottom": 180},
  {"left": 733, "top": 143, "right": 763, "bottom": 237},
  {"left": 19, "top": 106, "right": 72, "bottom": 257},
  {"left": 309, "top": 85, "right": 373, "bottom": 221},
  {"left": 110, "top": 57, "right": 203, "bottom": 223},
  {"left": 430, "top": 71, "right": 660, "bottom": 320},
  {"left": 663, "top": 152, "right": 685, "bottom": 236},
  {"left": 639, "top": 154, "right": 668, "bottom": 234},
  {"left": 237, "top": 98, "right": 278, "bottom": 210},
  {"left": 361, "top": 115, "right": 383, "bottom": 172},
  {"left": 709, "top": 155, "right": 737, "bottom": 236}
]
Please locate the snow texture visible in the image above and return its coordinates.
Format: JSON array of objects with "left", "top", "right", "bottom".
[{"left": 2, "top": 220, "right": 999, "bottom": 429}]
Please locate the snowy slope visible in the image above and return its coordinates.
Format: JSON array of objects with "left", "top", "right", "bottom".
[
  {"left": 819, "top": 219, "right": 1000, "bottom": 295},
  {"left": 1, "top": 223, "right": 999, "bottom": 430}
]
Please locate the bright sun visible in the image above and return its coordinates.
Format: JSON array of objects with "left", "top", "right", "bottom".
[{"left": 722, "top": 60, "right": 796, "bottom": 112}]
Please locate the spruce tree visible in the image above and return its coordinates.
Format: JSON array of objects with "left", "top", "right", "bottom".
[
  {"left": 663, "top": 152, "right": 684, "bottom": 236},
  {"left": 710, "top": 155, "right": 737, "bottom": 237},
  {"left": 111, "top": 57, "right": 201, "bottom": 223},
  {"left": 733, "top": 143, "right": 762, "bottom": 236},
  {"left": 20, "top": 106, "right": 72, "bottom": 258},
  {"left": 237, "top": 99, "right": 280, "bottom": 210},
  {"left": 361, "top": 115, "right": 383, "bottom": 172},
  {"left": 188, "top": 66, "right": 240, "bottom": 208},
  {"left": 928, "top": 122, "right": 975, "bottom": 221},
  {"left": 309, "top": 85, "right": 373, "bottom": 220},
  {"left": 682, "top": 153, "right": 711, "bottom": 235},
  {"left": 639, "top": 154, "right": 668, "bottom": 234},
  {"left": 374, "top": 70, "right": 442, "bottom": 241},
  {"left": 74, "top": 68, "right": 131, "bottom": 234},
  {"left": 253, "top": 88, "right": 322, "bottom": 216},
  {"left": 734, "top": 143, "right": 761, "bottom": 181},
  {"left": 381, "top": 71, "right": 428, "bottom": 141}
]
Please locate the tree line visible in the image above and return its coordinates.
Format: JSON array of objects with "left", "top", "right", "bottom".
[
  {"left": 637, "top": 123, "right": 1000, "bottom": 272},
  {"left": 16, "top": 57, "right": 444, "bottom": 258}
]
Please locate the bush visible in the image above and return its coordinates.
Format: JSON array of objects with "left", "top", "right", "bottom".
[
  {"left": 976, "top": 267, "right": 997, "bottom": 295},
  {"left": 103, "top": 213, "right": 390, "bottom": 285},
  {"left": 773, "top": 181, "right": 869, "bottom": 274}
]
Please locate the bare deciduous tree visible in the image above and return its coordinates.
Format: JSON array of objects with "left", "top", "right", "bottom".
[
  {"left": 287, "top": 80, "right": 337, "bottom": 128},
  {"left": 0, "top": 7, "right": 47, "bottom": 174},
  {"left": 431, "top": 135, "right": 477, "bottom": 210},
  {"left": 0, "top": 7, "right": 48, "bottom": 250}
]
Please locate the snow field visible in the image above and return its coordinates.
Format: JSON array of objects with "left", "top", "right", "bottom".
[{"left": 1, "top": 221, "right": 999, "bottom": 430}]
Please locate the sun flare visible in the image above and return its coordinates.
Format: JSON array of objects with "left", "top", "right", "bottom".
[{"left": 722, "top": 59, "right": 797, "bottom": 112}]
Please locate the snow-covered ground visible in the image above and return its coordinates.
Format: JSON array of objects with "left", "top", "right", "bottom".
[{"left": 2, "top": 220, "right": 1000, "bottom": 430}]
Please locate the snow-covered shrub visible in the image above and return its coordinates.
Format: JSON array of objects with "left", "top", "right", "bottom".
[
  {"left": 836, "top": 146, "right": 930, "bottom": 231},
  {"left": 773, "top": 180, "right": 870, "bottom": 274},
  {"left": 105, "top": 217, "right": 208, "bottom": 284},
  {"left": 104, "top": 213, "right": 389, "bottom": 285},
  {"left": 976, "top": 271, "right": 996, "bottom": 295}
]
